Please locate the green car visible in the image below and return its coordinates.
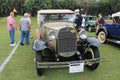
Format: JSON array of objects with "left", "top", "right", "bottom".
[{"left": 85, "top": 16, "right": 97, "bottom": 32}]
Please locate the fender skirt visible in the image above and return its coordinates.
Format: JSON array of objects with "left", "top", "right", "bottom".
[
  {"left": 33, "top": 40, "right": 47, "bottom": 51},
  {"left": 87, "top": 37, "right": 102, "bottom": 47}
]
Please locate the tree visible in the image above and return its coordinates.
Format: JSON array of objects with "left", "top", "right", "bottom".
[
  {"left": 26, "top": 0, "right": 51, "bottom": 16},
  {"left": 73, "top": 0, "right": 100, "bottom": 14},
  {"left": 13, "top": 0, "right": 26, "bottom": 15},
  {"left": 0, "top": 0, "right": 26, "bottom": 16},
  {"left": 50, "top": 0, "right": 75, "bottom": 10},
  {"left": 0, "top": 0, "right": 12, "bottom": 16},
  {"left": 0, "top": 0, "right": 120, "bottom": 17},
  {"left": 93, "top": 0, "right": 120, "bottom": 15},
  {"left": 104, "top": 0, "right": 120, "bottom": 13}
]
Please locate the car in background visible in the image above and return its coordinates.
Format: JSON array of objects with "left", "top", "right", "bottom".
[
  {"left": 85, "top": 16, "right": 97, "bottom": 32},
  {"left": 104, "top": 16, "right": 113, "bottom": 24},
  {"left": 96, "top": 12, "right": 120, "bottom": 44}
]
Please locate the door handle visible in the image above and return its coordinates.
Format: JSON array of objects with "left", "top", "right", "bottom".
[{"left": 116, "top": 26, "right": 119, "bottom": 28}]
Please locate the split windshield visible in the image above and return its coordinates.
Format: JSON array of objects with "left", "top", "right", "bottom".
[{"left": 40, "top": 13, "right": 74, "bottom": 22}]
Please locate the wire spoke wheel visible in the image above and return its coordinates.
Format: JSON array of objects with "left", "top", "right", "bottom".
[
  {"left": 98, "top": 31, "right": 106, "bottom": 43},
  {"left": 85, "top": 46, "right": 100, "bottom": 71}
]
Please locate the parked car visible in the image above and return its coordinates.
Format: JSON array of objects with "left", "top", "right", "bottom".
[
  {"left": 85, "top": 16, "right": 97, "bottom": 32},
  {"left": 96, "top": 12, "right": 120, "bottom": 44},
  {"left": 32, "top": 9, "right": 102, "bottom": 76},
  {"left": 104, "top": 16, "right": 113, "bottom": 24}
]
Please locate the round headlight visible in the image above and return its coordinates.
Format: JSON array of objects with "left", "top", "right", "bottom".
[
  {"left": 79, "top": 29, "right": 88, "bottom": 39},
  {"left": 48, "top": 31, "right": 56, "bottom": 40}
]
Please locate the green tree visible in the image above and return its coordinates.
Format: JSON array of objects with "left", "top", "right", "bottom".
[
  {"left": 0, "top": 0, "right": 26, "bottom": 16},
  {"left": 103, "top": 0, "right": 120, "bottom": 13},
  {"left": 51, "top": 0, "right": 75, "bottom": 9},
  {"left": 0, "top": 0, "right": 11, "bottom": 16},
  {"left": 13, "top": 0, "right": 26, "bottom": 15},
  {"left": 0, "top": 0, "right": 120, "bottom": 17},
  {"left": 26, "top": 0, "right": 51, "bottom": 16},
  {"left": 95, "top": 0, "right": 120, "bottom": 15}
]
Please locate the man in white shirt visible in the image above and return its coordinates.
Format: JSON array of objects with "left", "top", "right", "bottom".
[
  {"left": 20, "top": 13, "right": 31, "bottom": 45},
  {"left": 81, "top": 14, "right": 86, "bottom": 30}
]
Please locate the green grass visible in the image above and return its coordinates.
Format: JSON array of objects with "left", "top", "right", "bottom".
[{"left": 0, "top": 16, "right": 120, "bottom": 80}]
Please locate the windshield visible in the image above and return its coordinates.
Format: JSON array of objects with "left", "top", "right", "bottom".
[
  {"left": 85, "top": 16, "right": 97, "bottom": 21},
  {"left": 40, "top": 14, "right": 74, "bottom": 22},
  {"left": 104, "top": 16, "right": 112, "bottom": 20},
  {"left": 114, "top": 16, "right": 120, "bottom": 23}
]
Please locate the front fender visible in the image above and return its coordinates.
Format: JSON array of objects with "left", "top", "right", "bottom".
[
  {"left": 86, "top": 37, "right": 101, "bottom": 47},
  {"left": 33, "top": 40, "right": 47, "bottom": 51},
  {"left": 96, "top": 26, "right": 108, "bottom": 36}
]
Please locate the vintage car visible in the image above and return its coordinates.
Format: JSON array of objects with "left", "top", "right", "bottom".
[
  {"left": 104, "top": 16, "right": 113, "bottom": 24},
  {"left": 85, "top": 16, "right": 97, "bottom": 32},
  {"left": 33, "top": 9, "right": 102, "bottom": 76},
  {"left": 96, "top": 12, "right": 120, "bottom": 44}
]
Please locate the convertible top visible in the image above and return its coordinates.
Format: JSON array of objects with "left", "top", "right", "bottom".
[
  {"left": 37, "top": 9, "right": 74, "bottom": 14},
  {"left": 112, "top": 12, "right": 120, "bottom": 17}
]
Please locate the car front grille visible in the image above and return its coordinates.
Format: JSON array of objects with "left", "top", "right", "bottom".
[{"left": 57, "top": 27, "right": 77, "bottom": 55}]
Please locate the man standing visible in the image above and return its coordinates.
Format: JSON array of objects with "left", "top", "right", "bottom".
[
  {"left": 74, "top": 9, "right": 83, "bottom": 32},
  {"left": 7, "top": 12, "right": 16, "bottom": 46},
  {"left": 96, "top": 12, "right": 105, "bottom": 33},
  {"left": 20, "top": 13, "right": 31, "bottom": 45},
  {"left": 28, "top": 12, "right": 33, "bottom": 39},
  {"left": 28, "top": 12, "right": 31, "bottom": 23},
  {"left": 97, "top": 12, "right": 104, "bottom": 25},
  {"left": 81, "top": 14, "right": 86, "bottom": 30}
]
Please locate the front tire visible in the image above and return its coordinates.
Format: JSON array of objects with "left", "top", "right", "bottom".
[
  {"left": 85, "top": 46, "right": 100, "bottom": 71},
  {"left": 97, "top": 31, "right": 106, "bottom": 43},
  {"left": 35, "top": 51, "right": 43, "bottom": 76}
]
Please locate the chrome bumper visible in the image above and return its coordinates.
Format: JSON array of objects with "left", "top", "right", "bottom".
[{"left": 36, "top": 57, "right": 105, "bottom": 68}]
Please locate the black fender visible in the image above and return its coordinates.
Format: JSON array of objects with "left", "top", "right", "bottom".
[
  {"left": 96, "top": 26, "right": 108, "bottom": 36},
  {"left": 86, "top": 37, "right": 102, "bottom": 47},
  {"left": 33, "top": 40, "right": 47, "bottom": 51}
]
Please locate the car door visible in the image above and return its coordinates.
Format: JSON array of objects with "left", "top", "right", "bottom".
[
  {"left": 115, "top": 23, "right": 120, "bottom": 39},
  {"left": 108, "top": 23, "right": 120, "bottom": 39}
]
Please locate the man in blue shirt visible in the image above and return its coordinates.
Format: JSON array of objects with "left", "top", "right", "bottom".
[
  {"left": 74, "top": 9, "right": 83, "bottom": 32},
  {"left": 98, "top": 13, "right": 104, "bottom": 24},
  {"left": 96, "top": 12, "right": 105, "bottom": 33}
]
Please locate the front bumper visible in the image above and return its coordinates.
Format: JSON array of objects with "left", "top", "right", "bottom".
[{"left": 36, "top": 57, "right": 105, "bottom": 68}]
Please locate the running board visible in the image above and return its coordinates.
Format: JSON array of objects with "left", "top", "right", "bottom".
[{"left": 107, "top": 39, "right": 120, "bottom": 44}]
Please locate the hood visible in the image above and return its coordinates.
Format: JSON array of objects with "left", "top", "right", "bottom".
[
  {"left": 43, "top": 21, "right": 74, "bottom": 30},
  {"left": 87, "top": 20, "right": 96, "bottom": 25},
  {"left": 87, "top": 20, "right": 96, "bottom": 23}
]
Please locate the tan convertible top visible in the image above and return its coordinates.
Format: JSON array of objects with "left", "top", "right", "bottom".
[
  {"left": 112, "top": 12, "right": 120, "bottom": 17},
  {"left": 38, "top": 9, "right": 74, "bottom": 14}
]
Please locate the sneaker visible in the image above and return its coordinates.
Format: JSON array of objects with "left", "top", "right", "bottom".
[
  {"left": 10, "top": 43, "right": 16, "bottom": 46},
  {"left": 20, "top": 43, "right": 24, "bottom": 46}
]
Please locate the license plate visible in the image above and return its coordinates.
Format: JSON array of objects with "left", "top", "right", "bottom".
[{"left": 69, "top": 61, "right": 84, "bottom": 73}]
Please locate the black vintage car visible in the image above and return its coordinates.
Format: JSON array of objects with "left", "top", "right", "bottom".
[{"left": 33, "top": 9, "right": 102, "bottom": 76}]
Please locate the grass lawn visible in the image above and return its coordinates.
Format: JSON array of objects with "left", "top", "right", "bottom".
[{"left": 0, "top": 16, "right": 120, "bottom": 80}]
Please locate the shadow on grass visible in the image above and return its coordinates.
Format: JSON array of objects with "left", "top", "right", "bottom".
[
  {"left": 37, "top": 66, "right": 97, "bottom": 77},
  {"left": 105, "top": 41, "right": 120, "bottom": 49}
]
